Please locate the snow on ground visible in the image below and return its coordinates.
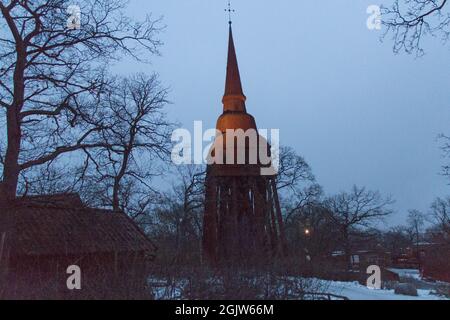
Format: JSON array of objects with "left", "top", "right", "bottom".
[
  {"left": 387, "top": 268, "right": 422, "bottom": 280},
  {"left": 150, "top": 276, "right": 449, "bottom": 300},
  {"left": 326, "top": 280, "right": 446, "bottom": 300}
]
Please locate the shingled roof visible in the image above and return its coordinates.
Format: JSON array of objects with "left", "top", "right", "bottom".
[{"left": 0, "top": 194, "right": 157, "bottom": 257}]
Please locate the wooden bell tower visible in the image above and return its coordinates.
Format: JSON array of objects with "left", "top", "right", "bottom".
[{"left": 202, "top": 21, "right": 286, "bottom": 267}]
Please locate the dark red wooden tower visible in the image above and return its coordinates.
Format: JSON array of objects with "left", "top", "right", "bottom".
[{"left": 202, "top": 22, "right": 286, "bottom": 266}]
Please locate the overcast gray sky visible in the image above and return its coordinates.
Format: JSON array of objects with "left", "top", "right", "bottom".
[{"left": 113, "top": 0, "right": 450, "bottom": 226}]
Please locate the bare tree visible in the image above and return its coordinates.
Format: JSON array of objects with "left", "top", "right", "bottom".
[
  {"left": 17, "top": 163, "right": 77, "bottom": 196},
  {"left": 276, "top": 146, "right": 315, "bottom": 191},
  {"left": 77, "top": 74, "right": 173, "bottom": 216},
  {"left": 407, "top": 209, "right": 426, "bottom": 258},
  {"left": 276, "top": 146, "right": 322, "bottom": 221},
  {"left": 324, "top": 185, "right": 394, "bottom": 271},
  {"left": 439, "top": 134, "right": 450, "bottom": 181},
  {"left": 430, "top": 197, "right": 450, "bottom": 242},
  {"left": 170, "top": 165, "right": 205, "bottom": 260},
  {"left": 382, "top": 226, "right": 414, "bottom": 255},
  {"left": 0, "top": 0, "right": 162, "bottom": 201},
  {"left": 149, "top": 165, "right": 206, "bottom": 268},
  {"left": 283, "top": 203, "right": 341, "bottom": 275},
  {"left": 382, "top": 0, "right": 450, "bottom": 55},
  {"left": 407, "top": 210, "right": 425, "bottom": 241}
]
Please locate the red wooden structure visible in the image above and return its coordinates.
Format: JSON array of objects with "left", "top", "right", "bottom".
[{"left": 202, "top": 24, "right": 286, "bottom": 267}]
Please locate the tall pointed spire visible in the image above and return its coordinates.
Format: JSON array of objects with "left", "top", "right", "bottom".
[
  {"left": 223, "top": 24, "right": 247, "bottom": 112},
  {"left": 224, "top": 25, "right": 243, "bottom": 97}
]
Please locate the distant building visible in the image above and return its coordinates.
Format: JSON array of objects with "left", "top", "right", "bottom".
[
  {"left": 328, "top": 248, "right": 399, "bottom": 283},
  {"left": 0, "top": 194, "right": 156, "bottom": 299},
  {"left": 418, "top": 242, "right": 450, "bottom": 283},
  {"left": 389, "top": 242, "right": 450, "bottom": 283},
  {"left": 330, "top": 249, "right": 391, "bottom": 271}
]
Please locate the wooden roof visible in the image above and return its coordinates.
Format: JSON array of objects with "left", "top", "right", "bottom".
[{"left": 0, "top": 194, "right": 157, "bottom": 257}]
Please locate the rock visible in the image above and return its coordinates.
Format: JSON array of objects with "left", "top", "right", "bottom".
[{"left": 394, "top": 283, "right": 418, "bottom": 297}]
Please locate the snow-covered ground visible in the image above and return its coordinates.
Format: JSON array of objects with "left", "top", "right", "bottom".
[
  {"left": 326, "top": 280, "right": 446, "bottom": 300},
  {"left": 150, "top": 276, "right": 449, "bottom": 300},
  {"left": 387, "top": 268, "right": 422, "bottom": 280}
]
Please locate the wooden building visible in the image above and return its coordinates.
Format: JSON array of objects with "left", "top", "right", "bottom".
[
  {"left": 418, "top": 243, "right": 450, "bottom": 283},
  {"left": 202, "top": 22, "right": 286, "bottom": 267},
  {"left": 0, "top": 194, "right": 156, "bottom": 299}
]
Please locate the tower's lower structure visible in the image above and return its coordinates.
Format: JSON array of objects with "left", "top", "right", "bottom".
[{"left": 203, "top": 169, "right": 286, "bottom": 266}]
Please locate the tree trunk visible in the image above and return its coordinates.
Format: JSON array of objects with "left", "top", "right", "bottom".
[
  {"left": 1, "top": 83, "right": 24, "bottom": 203},
  {"left": 343, "top": 228, "right": 352, "bottom": 274},
  {"left": 112, "top": 178, "right": 121, "bottom": 212},
  {"left": 0, "top": 7, "right": 27, "bottom": 203}
]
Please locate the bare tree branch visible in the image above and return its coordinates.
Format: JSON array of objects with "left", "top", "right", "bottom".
[
  {"left": 324, "top": 185, "right": 394, "bottom": 270},
  {"left": 382, "top": 0, "right": 450, "bottom": 55},
  {"left": 0, "top": 0, "right": 164, "bottom": 200}
]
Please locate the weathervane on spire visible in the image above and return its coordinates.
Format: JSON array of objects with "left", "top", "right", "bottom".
[{"left": 225, "top": 0, "right": 235, "bottom": 25}]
